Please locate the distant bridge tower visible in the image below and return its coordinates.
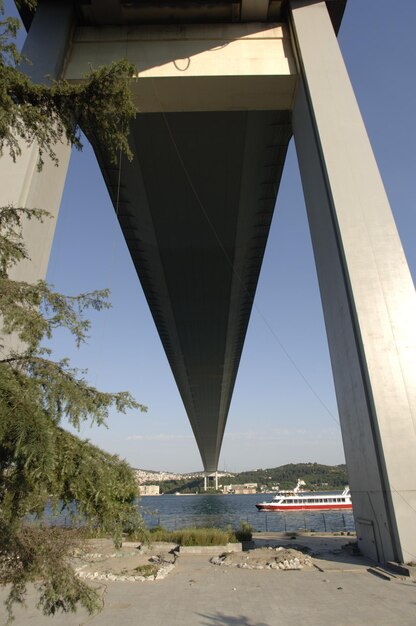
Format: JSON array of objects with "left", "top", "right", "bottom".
[
  {"left": 3, "top": 0, "right": 416, "bottom": 565},
  {"left": 203, "top": 473, "right": 219, "bottom": 492}
]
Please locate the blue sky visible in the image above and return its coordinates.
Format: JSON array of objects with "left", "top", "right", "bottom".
[{"left": 8, "top": 1, "right": 416, "bottom": 472}]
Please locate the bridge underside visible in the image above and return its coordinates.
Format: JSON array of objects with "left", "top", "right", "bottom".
[
  {"left": 94, "top": 110, "right": 291, "bottom": 471},
  {"left": 63, "top": 15, "right": 297, "bottom": 472}
]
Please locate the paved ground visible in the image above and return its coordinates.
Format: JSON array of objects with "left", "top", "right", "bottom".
[{"left": 1, "top": 533, "right": 415, "bottom": 626}]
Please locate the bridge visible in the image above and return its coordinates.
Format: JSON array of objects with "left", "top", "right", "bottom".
[{"left": 3, "top": 0, "right": 416, "bottom": 565}]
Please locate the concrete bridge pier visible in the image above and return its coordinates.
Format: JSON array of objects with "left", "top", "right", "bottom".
[
  {"left": 0, "top": 1, "right": 73, "bottom": 298},
  {"left": 290, "top": 0, "right": 416, "bottom": 564}
]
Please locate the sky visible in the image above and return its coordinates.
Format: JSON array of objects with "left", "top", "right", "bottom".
[{"left": 6, "top": 1, "right": 416, "bottom": 473}]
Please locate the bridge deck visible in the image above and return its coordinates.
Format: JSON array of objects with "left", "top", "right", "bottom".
[{"left": 93, "top": 110, "right": 291, "bottom": 471}]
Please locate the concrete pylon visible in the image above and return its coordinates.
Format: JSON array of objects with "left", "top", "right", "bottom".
[
  {"left": 0, "top": 2, "right": 73, "bottom": 300},
  {"left": 289, "top": 0, "right": 416, "bottom": 564}
]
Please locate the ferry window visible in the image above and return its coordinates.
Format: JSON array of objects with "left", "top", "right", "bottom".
[{"left": 324, "top": 499, "right": 327, "bottom": 502}]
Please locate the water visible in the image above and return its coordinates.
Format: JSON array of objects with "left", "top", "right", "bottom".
[
  {"left": 39, "top": 493, "right": 355, "bottom": 534},
  {"left": 139, "top": 493, "right": 355, "bottom": 533}
]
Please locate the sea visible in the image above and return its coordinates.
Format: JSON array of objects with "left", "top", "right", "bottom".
[
  {"left": 41, "top": 492, "right": 355, "bottom": 533},
  {"left": 139, "top": 493, "right": 355, "bottom": 533}
]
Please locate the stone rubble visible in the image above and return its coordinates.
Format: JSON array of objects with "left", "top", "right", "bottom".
[
  {"left": 76, "top": 559, "right": 176, "bottom": 583},
  {"left": 73, "top": 541, "right": 178, "bottom": 583},
  {"left": 210, "top": 546, "right": 313, "bottom": 571}
]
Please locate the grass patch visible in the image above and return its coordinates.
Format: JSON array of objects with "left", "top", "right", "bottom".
[
  {"left": 150, "top": 527, "right": 232, "bottom": 546},
  {"left": 128, "top": 522, "right": 253, "bottom": 546},
  {"left": 134, "top": 564, "right": 159, "bottom": 577}
]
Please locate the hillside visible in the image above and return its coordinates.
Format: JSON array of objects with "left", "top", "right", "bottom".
[
  {"left": 143, "top": 463, "right": 348, "bottom": 494},
  {"left": 224, "top": 463, "right": 348, "bottom": 489}
]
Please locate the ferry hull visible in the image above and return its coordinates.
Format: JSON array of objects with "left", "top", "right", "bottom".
[{"left": 256, "top": 503, "right": 352, "bottom": 512}]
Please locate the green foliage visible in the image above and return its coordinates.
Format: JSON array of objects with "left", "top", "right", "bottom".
[
  {"left": 0, "top": 525, "right": 102, "bottom": 622},
  {"left": 0, "top": 2, "right": 136, "bottom": 168},
  {"left": 0, "top": 1, "right": 143, "bottom": 619},
  {"left": 0, "top": 208, "right": 147, "bottom": 617},
  {"left": 154, "top": 478, "right": 203, "bottom": 494},
  {"left": 133, "top": 563, "right": 158, "bottom": 578},
  {"left": 221, "top": 463, "right": 349, "bottom": 491},
  {"left": 0, "top": 214, "right": 146, "bottom": 618},
  {"left": 153, "top": 463, "right": 348, "bottom": 494}
]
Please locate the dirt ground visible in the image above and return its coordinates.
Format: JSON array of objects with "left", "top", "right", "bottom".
[{"left": 72, "top": 532, "right": 362, "bottom": 582}]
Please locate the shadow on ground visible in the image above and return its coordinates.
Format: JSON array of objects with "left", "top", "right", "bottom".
[{"left": 198, "top": 613, "right": 269, "bottom": 626}]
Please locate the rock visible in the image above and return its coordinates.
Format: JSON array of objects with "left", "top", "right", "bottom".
[
  {"left": 149, "top": 555, "right": 161, "bottom": 563},
  {"left": 156, "top": 564, "right": 175, "bottom": 579}
]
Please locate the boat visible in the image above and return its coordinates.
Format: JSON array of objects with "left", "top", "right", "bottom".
[{"left": 256, "top": 479, "right": 352, "bottom": 512}]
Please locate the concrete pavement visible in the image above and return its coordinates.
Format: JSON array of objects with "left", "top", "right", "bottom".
[{"left": 1, "top": 533, "right": 415, "bottom": 625}]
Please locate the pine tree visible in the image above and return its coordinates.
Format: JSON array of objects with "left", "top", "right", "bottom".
[{"left": 0, "top": 1, "right": 146, "bottom": 619}]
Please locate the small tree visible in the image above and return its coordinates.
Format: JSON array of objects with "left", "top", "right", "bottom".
[{"left": 0, "top": 0, "right": 146, "bottom": 620}]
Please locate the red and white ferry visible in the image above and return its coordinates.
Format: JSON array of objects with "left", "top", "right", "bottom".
[{"left": 256, "top": 479, "right": 352, "bottom": 512}]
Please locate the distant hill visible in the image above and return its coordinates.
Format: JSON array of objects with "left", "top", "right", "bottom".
[
  {"left": 143, "top": 462, "right": 348, "bottom": 494},
  {"left": 222, "top": 463, "right": 348, "bottom": 490}
]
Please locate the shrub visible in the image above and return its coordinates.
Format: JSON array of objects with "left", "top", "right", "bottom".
[{"left": 234, "top": 521, "right": 253, "bottom": 542}]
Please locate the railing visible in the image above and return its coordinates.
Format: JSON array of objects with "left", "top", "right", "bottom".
[{"left": 142, "top": 511, "right": 355, "bottom": 533}]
